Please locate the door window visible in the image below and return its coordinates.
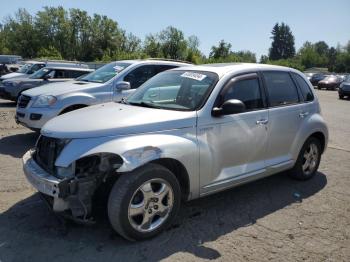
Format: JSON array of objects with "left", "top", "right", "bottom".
[
  {"left": 292, "top": 73, "right": 314, "bottom": 102},
  {"left": 124, "top": 65, "right": 177, "bottom": 89},
  {"left": 223, "top": 78, "right": 263, "bottom": 111},
  {"left": 263, "top": 71, "right": 300, "bottom": 107}
]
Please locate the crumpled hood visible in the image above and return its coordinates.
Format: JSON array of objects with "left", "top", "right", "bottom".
[
  {"left": 41, "top": 102, "right": 197, "bottom": 139},
  {"left": 0, "top": 72, "right": 27, "bottom": 80},
  {"left": 22, "top": 80, "right": 103, "bottom": 97}
]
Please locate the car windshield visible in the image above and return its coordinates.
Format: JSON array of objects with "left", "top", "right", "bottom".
[
  {"left": 29, "top": 68, "right": 51, "bottom": 79},
  {"left": 126, "top": 70, "right": 218, "bottom": 111},
  {"left": 17, "top": 63, "right": 33, "bottom": 73},
  {"left": 79, "top": 62, "right": 131, "bottom": 83}
]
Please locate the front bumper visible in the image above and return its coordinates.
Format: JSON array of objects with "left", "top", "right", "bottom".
[
  {"left": 16, "top": 106, "right": 60, "bottom": 130},
  {"left": 338, "top": 86, "right": 350, "bottom": 96},
  {"left": 22, "top": 150, "right": 63, "bottom": 197},
  {"left": 0, "top": 86, "right": 15, "bottom": 100}
]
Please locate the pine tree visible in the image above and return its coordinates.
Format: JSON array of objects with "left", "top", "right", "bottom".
[{"left": 269, "top": 23, "right": 295, "bottom": 60}]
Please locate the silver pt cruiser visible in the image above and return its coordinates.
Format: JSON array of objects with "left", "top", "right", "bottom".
[{"left": 23, "top": 63, "right": 328, "bottom": 241}]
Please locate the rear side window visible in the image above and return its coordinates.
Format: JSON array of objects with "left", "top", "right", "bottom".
[
  {"left": 263, "top": 71, "right": 299, "bottom": 107},
  {"left": 223, "top": 78, "right": 263, "bottom": 110},
  {"left": 69, "top": 70, "right": 89, "bottom": 78},
  {"left": 292, "top": 73, "right": 314, "bottom": 102}
]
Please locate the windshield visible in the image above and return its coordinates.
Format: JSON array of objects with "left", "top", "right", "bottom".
[
  {"left": 80, "top": 62, "right": 131, "bottom": 83},
  {"left": 17, "top": 63, "right": 33, "bottom": 73},
  {"left": 127, "top": 70, "right": 218, "bottom": 111},
  {"left": 345, "top": 75, "right": 350, "bottom": 82},
  {"left": 29, "top": 68, "right": 52, "bottom": 79}
]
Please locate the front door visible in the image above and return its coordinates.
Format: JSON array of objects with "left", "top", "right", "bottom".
[{"left": 198, "top": 73, "right": 268, "bottom": 193}]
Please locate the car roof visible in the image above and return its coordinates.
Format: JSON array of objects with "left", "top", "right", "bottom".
[
  {"left": 172, "top": 63, "right": 296, "bottom": 78},
  {"left": 42, "top": 66, "right": 93, "bottom": 71},
  {"left": 113, "top": 59, "right": 192, "bottom": 66}
]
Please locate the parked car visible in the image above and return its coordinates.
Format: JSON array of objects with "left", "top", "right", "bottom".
[
  {"left": 22, "top": 63, "right": 328, "bottom": 240},
  {"left": 0, "top": 60, "right": 89, "bottom": 82},
  {"left": 309, "top": 73, "right": 325, "bottom": 86},
  {"left": 0, "top": 66, "right": 93, "bottom": 101},
  {"left": 304, "top": 72, "right": 315, "bottom": 81},
  {"left": 15, "top": 59, "right": 190, "bottom": 130},
  {"left": 317, "top": 75, "right": 342, "bottom": 90},
  {"left": 0, "top": 55, "right": 23, "bottom": 76},
  {"left": 338, "top": 75, "right": 350, "bottom": 99}
]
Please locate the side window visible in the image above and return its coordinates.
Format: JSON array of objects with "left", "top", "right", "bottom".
[
  {"left": 223, "top": 77, "right": 263, "bottom": 111},
  {"left": 155, "top": 65, "right": 178, "bottom": 74},
  {"left": 54, "top": 70, "right": 67, "bottom": 78},
  {"left": 263, "top": 71, "right": 299, "bottom": 107},
  {"left": 124, "top": 65, "right": 159, "bottom": 89},
  {"left": 69, "top": 70, "right": 88, "bottom": 78},
  {"left": 292, "top": 73, "right": 314, "bottom": 102}
]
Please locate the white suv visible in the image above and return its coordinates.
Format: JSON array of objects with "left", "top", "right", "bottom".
[
  {"left": 22, "top": 63, "right": 328, "bottom": 241},
  {"left": 16, "top": 60, "right": 190, "bottom": 130}
]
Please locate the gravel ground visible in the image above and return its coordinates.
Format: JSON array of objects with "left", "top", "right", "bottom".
[{"left": 0, "top": 90, "right": 349, "bottom": 262}]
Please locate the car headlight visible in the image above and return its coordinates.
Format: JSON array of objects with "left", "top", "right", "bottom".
[
  {"left": 32, "top": 95, "right": 57, "bottom": 108},
  {"left": 339, "top": 83, "right": 343, "bottom": 89}
]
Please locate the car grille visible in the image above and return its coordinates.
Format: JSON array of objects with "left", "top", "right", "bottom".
[
  {"left": 35, "top": 136, "right": 65, "bottom": 174},
  {"left": 18, "top": 95, "right": 31, "bottom": 108}
]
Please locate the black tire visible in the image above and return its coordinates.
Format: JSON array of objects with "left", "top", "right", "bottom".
[
  {"left": 339, "top": 94, "right": 344, "bottom": 100},
  {"left": 289, "top": 137, "right": 322, "bottom": 181},
  {"left": 108, "top": 163, "right": 181, "bottom": 241}
]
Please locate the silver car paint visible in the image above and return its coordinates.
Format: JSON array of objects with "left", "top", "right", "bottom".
[
  {"left": 24, "top": 63, "right": 328, "bottom": 202},
  {"left": 17, "top": 60, "right": 189, "bottom": 129}
]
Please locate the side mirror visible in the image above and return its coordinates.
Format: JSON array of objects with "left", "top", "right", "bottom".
[
  {"left": 212, "top": 99, "right": 246, "bottom": 117},
  {"left": 43, "top": 75, "right": 50, "bottom": 80},
  {"left": 115, "top": 81, "right": 131, "bottom": 92}
]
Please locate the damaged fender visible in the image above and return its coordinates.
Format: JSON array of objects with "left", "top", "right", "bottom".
[{"left": 55, "top": 130, "right": 200, "bottom": 199}]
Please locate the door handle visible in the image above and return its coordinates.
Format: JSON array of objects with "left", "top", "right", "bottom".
[
  {"left": 149, "top": 93, "right": 157, "bottom": 98},
  {"left": 299, "top": 112, "right": 309, "bottom": 118},
  {"left": 256, "top": 119, "right": 268, "bottom": 125}
]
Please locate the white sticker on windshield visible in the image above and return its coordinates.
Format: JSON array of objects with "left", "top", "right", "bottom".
[
  {"left": 181, "top": 72, "right": 207, "bottom": 81},
  {"left": 113, "top": 65, "right": 124, "bottom": 72}
]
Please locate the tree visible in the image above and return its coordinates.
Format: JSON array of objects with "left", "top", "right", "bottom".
[
  {"left": 314, "top": 41, "right": 329, "bottom": 56},
  {"left": 209, "top": 40, "right": 232, "bottom": 59},
  {"left": 260, "top": 55, "right": 269, "bottom": 64},
  {"left": 143, "top": 34, "right": 162, "bottom": 58},
  {"left": 269, "top": 23, "right": 295, "bottom": 60},
  {"left": 158, "top": 26, "right": 187, "bottom": 59}
]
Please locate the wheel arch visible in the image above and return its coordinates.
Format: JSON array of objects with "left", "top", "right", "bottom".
[{"left": 150, "top": 158, "right": 190, "bottom": 201}]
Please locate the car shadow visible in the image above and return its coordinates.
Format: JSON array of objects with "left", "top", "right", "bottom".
[
  {"left": 0, "top": 172, "right": 327, "bottom": 261},
  {"left": 0, "top": 132, "right": 38, "bottom": 158},
  {"left": 0, "top": 100, "right": 16, "bottom": 108}
]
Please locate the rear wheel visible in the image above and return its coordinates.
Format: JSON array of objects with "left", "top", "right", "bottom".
[
  {"left": 289, "top": 137, "right": 321, "bottom": 180},
  {"left": 108, "top": 163, "right": 181, "bottom": 241}
]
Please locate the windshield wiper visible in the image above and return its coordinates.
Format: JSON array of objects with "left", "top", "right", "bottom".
[{"left": 128, "top": 101, "right": 160, "bottom": 109}]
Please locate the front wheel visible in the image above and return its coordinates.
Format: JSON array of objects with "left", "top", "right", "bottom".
[
  {"left": 289, "top": 137, "right": 322, "bottom": 180},
  {"left": 339, "top": 94, "right": 344, "bottom": 99},
  {"left": 108, "top": 163, "right": 181, "bottom": 241}
]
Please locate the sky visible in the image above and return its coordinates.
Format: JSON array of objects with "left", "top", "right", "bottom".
[{"left": 0, "top": 0, "right": 349, "bottom": 59}]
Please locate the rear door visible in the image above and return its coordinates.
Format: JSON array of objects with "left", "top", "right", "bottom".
[{"left": 262, "top": 71, "right": 303, "bottom": 167}]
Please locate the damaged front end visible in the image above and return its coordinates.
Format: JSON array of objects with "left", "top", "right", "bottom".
[{"left": 23, "top": 136, "right": 123, "bottom": 223}]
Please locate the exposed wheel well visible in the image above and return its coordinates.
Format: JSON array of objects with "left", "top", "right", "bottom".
[
  {"left": 150, "top": 158, "right": 190, "bottom": 201},
  {"left": 309, "top": 132, "right": 326, "bottom": 153},
  {"left": 59, "top": 104, "right": 88, "bottom": 115}
]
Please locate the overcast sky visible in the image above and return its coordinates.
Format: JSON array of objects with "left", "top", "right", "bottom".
[{"left": 1, "top": 0, "right": 349, "bottom": 59}]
